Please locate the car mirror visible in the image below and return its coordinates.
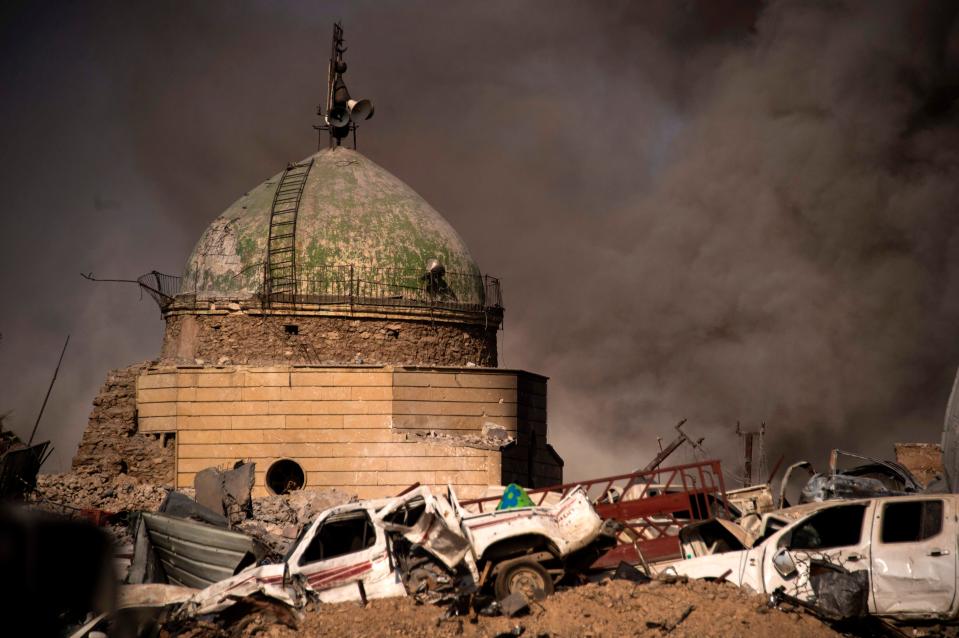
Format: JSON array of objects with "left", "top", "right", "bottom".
[{"left": 772, "top": 547, "right": 797, "bottom": 578}]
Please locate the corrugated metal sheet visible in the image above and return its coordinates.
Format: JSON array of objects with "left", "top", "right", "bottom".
[{"left": 142, "top": 513, "right": 256, "bottom": 589}]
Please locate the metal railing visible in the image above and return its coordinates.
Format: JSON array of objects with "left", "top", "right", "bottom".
[
  {"left": 137, "top": 271, "right": 183, "bottom": 307},
  {"left": 142, "top": 265, "right": 503, "bottom": 314}
]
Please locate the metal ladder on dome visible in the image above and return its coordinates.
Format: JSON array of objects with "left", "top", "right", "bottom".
[{"left": 264, "top": 160, "right": 313, "bottom": 305}]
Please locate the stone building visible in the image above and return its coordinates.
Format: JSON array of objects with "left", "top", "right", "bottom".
[{"left": 74, "top": 146, "right": 563, "bottom": 498}]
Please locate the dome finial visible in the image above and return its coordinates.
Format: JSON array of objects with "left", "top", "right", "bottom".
[{"left": 314, "top": 22, "right": 374, "bottom": 150}]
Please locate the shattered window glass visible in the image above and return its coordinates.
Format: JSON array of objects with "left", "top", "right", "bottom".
[
  {"left": 299, "top": 511, "right": 376, "bottom": 565},
  {"left": 880, "top": 500, "right": 943, "bottom": 544},
  {"left": 786, "top": 504, "right": 867, "bottom": 550},
  {"left": 382, "top": 498, "right": 427, "bottom": 527},
  {"left": 754, "top": 517, "right": 788, "bottom": 546}
]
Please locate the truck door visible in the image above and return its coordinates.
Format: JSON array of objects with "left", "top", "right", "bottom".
[
  {"left": 762, "top": 502, "right": 872, "bottom": 599},
  {"left": 292, "top": 509, "right": 395, "bottom": 600},
  {"left": 871, "top": 498, "right": 957, "bottom": 617}
]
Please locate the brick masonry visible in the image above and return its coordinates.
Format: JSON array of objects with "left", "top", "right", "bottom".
[
  {"left": 894, "top": 442, "right": 943, "bottom": 487},
  {"left": 160, "top": 313, "right": 498, "bottom": 368},
  {"left": 137, "top": 365, "right": 562, "bottom": 498}
]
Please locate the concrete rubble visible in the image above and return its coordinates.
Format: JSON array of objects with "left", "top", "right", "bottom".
[
  {"left": 238, "top": 487, "right": 355, "bottom": 556},
  {"left": 33, "top": 470, "right": 169, "bottom": 512},
  {"left": 29, "top": 467, "right": 355, "bottom": 556}
]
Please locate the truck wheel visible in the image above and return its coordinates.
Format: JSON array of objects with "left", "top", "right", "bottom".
[{"left": 494, "top": 559, "right": 554, "bottom": 600}]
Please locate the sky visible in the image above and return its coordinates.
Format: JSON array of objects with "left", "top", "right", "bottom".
[{"left": 2, "top": 0, "right": 959, "bottom": 484}]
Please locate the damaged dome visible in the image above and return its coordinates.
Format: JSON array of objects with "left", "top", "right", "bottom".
[{"left": 182, "top": 146, "right": 483, "bottom": 302}]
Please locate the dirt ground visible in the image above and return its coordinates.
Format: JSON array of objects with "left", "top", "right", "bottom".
[{"left": 165, "top": 578, "right": 842, "bottom": 638}]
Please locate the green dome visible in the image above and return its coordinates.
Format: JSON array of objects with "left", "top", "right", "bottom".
[{"left": 183, "top": 147, "right": 484, "bottom": 303}]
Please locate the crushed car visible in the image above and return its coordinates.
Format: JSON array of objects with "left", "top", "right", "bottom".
[
  {"left": 799, "top": 450, "right": 922, "bottom": 504},
  {"left": 774, "top": 450, "right": 924, "bottom": 510},
  {"left": 662, "top": 494, "right": 959, "bottom": 623},
  {"left": 177, "top": 484, "right": 609, "bottom": 616}
]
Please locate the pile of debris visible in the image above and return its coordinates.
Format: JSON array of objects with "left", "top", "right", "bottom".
[
  {"left": 238, "top": 487, "right": 354, "bottom": 554},
  {"left": 32, "top": 470, "right": 169, "bottom": 513},
  {"left": 25, "top": 461, "right": 354, "bottom": 557},
  {"left": 161, "top": 577, "right": 841, "bottom": 638},
  {"left": 250, "top": 488, "right": 356, "bottom": 529}
]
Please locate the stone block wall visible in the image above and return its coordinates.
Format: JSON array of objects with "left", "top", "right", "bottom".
[
  {"left": 136, "top": 365, "right": 559, "bottom": 498},
  {"left": 390, "top": 369, "right": 561, "bottom": 488},
  {"left": 160, "top": 313, "right": 497, "bottom": 368}
]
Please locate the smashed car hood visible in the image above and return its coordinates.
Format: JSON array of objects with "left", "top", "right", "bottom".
[
  {"left": 375, "top": 487, "right": 471, "bottom": 570},
  {"left": 678, "top": 518, "right": 756, "bottom": 558}
]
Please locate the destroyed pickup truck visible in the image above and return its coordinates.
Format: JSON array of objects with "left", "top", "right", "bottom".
[
  {"left": 664, "top": 494, "right": 959, "bottom": 622},
  {"left": 179, "top": 485, "right": 608, "bottom": 616}
]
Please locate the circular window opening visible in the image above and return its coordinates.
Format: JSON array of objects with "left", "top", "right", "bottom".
[{"left": 266, "top": 459, "right": 305, "bottom": 495}]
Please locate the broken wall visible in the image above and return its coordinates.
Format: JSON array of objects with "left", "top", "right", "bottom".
[{"left": 72, "top": 362, "right": 175, "bottom": 485}]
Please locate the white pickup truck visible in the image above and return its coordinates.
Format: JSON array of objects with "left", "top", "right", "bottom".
[
  {"left": 180, "top": 485, "right": 606, "bottom": 616},
  {"left": 664, "top": 494, "right": 958, "bottom": 621}
]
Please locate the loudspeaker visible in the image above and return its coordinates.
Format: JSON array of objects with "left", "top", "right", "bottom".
[
  {"left": 327, "top": 106, "right": 350, "bottom": 127},
  {"left": 347, "top": 98, "right": 374, "bottom": 121}
]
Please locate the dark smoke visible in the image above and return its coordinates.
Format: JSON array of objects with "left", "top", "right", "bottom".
[
  {"left": 2, "top": 1, "right": 958, "bottom": 482},
  {"left": 536, "top": 0, "right": 959, "bottom": 478}
]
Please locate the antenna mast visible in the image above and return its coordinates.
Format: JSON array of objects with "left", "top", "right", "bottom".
[{"left": 314, "top": 22, "right": 374, "bottom": 150}]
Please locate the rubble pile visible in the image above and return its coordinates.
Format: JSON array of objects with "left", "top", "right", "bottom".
[
  {"left": 29, "top": 470, "right": 169, "bottom": 544},
  {"left": 31, "top": 465, "right": 356, "bottom": 556},
  {"left": 32, "top": 470, "right": 168, "bottom": 512},
  {"left": 251, "top": 488, "right": 355, "bottom": 528},
  {"left": 162, "top": 578, "right": 841, "bottom": 638},
  {"left": 238, "top": 488, "right": 356, "bottom": 556}
]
